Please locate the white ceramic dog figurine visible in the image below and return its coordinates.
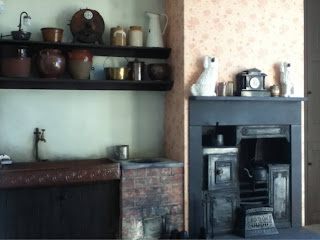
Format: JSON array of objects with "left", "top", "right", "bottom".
[
  {"left": 280, "top": 62, "right": 294, "bottom": 97},
  {"left": 191, "top": 56, "right": 218, "bottom": 96}
]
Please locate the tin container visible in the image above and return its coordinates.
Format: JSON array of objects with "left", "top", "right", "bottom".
[
  {"left": 113, "top": 145, "right": 129, "bottom": 160},
  {"left": 128, "top": 59, "right": 145, "bottom": 81}
]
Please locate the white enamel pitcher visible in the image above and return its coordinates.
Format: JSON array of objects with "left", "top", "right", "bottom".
[{"left": 145, "top": 12, "right": 168, "bottom": 48}]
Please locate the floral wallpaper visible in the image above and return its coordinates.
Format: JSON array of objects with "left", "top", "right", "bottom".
[
  {"left": 184, "top": 0, "right": 304, "bottom": 93},
  {"left": 165, "top": 0, "right": 304, "bottom": 228}
]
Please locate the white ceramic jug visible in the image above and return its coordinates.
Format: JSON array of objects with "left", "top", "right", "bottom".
[{"left": 145, "top": 12, "right": 168, "bottom": 48}]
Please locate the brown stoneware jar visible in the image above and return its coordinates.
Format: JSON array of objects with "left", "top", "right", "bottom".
[
  {"left": 67, "top": 50, "right": 93, "bottom": 80},
  {"left": 37, "top": 49, "right": 66, "bottom": 79},
  {"left": 0, "top": 46, "right": 31, "bottom": 77}
]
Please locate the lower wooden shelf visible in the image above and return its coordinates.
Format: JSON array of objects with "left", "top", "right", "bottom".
[{"left": 0, "top": 77, "right": 174, "bottom": 91}]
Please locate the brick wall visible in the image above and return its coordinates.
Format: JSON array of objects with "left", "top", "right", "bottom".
[{"left": 120, "top": 167, "right": 184, "bottom": 239}]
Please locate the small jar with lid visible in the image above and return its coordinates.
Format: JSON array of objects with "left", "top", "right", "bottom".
[
  {"left": 110, "top": 26, "right": 127, "bottom": 46},
  {"left": 129, "top": 26, "right": 143, "bottom": 47}
]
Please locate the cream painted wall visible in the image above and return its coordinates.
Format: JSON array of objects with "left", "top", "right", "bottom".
[{"left": 0, "top": 0, "right": 167, "bottom": 162}]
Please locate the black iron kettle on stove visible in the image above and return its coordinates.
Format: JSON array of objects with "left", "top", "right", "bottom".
[{"left": 243, "top": 165, "right": 267, "bottom": 183}]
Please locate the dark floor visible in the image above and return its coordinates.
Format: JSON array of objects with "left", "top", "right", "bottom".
[{"left": 215, "top": 227, "right": 320, "bottom": 239}]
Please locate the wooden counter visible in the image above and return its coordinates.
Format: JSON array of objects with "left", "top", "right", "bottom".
[{"left": 0, "top": 158, "right": 120, "bottom": 189}]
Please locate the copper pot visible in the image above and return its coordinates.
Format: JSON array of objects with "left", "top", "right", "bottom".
[
  {"left": 37, "top": 49, "right": 66, "bottom": 79},
  {"left": 41, "top": 28, "right": 64, "bottom": 42}
]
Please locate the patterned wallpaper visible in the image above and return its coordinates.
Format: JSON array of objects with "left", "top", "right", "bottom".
[{"left": 184, "top": 0, "right": 304, "bottom": 93}]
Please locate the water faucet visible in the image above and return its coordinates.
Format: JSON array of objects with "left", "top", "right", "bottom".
[{"left": 34, "top": 128, "right": 47, "bottom": 162}]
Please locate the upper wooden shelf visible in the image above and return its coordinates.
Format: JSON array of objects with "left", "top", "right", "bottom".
[
  {"left": 0, "top": 39, "right": 171, "bottom": 59},
  {"left": 0, "top": 77, "right": 174, "bottom": 91}
]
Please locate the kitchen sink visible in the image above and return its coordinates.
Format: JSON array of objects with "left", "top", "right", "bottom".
[
  {"left": 128, "top": 158, "right": 163, "bottom": 164},
  {"left": 112, "top": 157, "right": 183, "bottom": 169}
]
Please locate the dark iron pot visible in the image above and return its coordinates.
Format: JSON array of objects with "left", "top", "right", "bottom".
[{"left": 244, "top": 166, "right": 267, "bottom": 182}]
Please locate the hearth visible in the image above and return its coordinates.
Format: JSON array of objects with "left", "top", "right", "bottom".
[{"left": 189, "top": 96, "right": 306, "bottom": 239}]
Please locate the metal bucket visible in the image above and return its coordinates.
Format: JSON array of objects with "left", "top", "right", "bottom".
[{"left": 104, "top": 67, "right": 128, "bottom": 80}]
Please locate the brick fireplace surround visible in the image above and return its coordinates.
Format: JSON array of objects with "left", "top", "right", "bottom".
[{"left": 120, "top": 166, "right": 184, "bottom": 239}]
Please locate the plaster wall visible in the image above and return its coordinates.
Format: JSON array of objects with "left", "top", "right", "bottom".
[{"left": 0, "top": 0, "right": 166, "bottom": 161}]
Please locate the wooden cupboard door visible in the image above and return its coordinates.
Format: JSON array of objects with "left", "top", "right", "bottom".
[{"left": 306, "top": 0, "right": 320, "bottom": 225}]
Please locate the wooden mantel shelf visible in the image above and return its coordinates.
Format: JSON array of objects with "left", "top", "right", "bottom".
[{"left": 0, "top": 159, "right": 120, "bottom": 189}]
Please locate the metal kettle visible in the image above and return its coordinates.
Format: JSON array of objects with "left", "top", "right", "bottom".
[{"left": 244, "top": 166, "right": 267, "bottom": 182}]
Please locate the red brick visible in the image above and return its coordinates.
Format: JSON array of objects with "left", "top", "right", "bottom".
[
  {"left": 146, "top": 176, "right": 160, "bottom": 185},
  {"left": 122, "top": 178, "right": 134, "bottom": 189},
  {"left": 172, "top": 184, "right": 183, "bottom": 195},
  {"left": 122, "top": 187, "right": 146, "bottom": 198},
  {"left": 122, "top": 198, "right": 135, "bottom": 208},
  {"left": 134, "top": 178, "right": 146, "bottom": 188},
  {"left": 161, "top": 168, "right": 172, "bottom": 176},
  {"left": 167, "top": 214, "right": 184, "bottom": 231},
  {"left": 122, "top": 218, "right": 136, "bottom": 230},
  {"left": 160, "top": 175, "right": 183, "bottom": 184},
  {"left": 170, "top": 204, "right": 183, "bottom": 214},
  {"left": 123, "top": 208, "right": 142, "bottom": 219},
  {"left": 145, "top": 185, "right": 172, "bottom": 195},
  {"left": 122, "top": 169, "right": 146, "bottom": 178},
  {"left": 172, "top": 167, "right": 184, "bottom": 175},
  {"left": 146, "top": 168, "right": 162, "bottom": 176},
  {"left": 135, "top": 196, "right": 161, "bottom": 207},
  {"left": 161, "top": 194, "right": 183, "bottom": 205}
]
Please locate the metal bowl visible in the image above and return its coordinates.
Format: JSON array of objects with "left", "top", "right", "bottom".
[
  {"left": 11, "top": 31, "right": 31, "bottom": 40},
  {"left": 147, "top": 63, "right": 171, "bottom": 80}
]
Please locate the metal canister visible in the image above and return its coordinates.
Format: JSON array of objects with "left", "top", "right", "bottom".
[
  {"left": 110, "top": 26, "right": 127, "bottom": 46},
  {"left": 128, "top": 58, "right": 145, "bottom": 81}
]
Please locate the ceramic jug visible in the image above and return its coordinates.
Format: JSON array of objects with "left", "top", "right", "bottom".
[{"left": 145, "top": 12, "right": 168, "bottom": 48}]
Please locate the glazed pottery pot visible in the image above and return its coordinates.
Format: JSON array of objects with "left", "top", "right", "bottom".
[
  {"left": 37, "top": 49, "right": 66, "bottom": 79},
  {"left": 41, "top": 28, "right": 64, "bottom": 42},
  {"left": 0, "top": 46, "right": 31, "bottom": 77},
  {"left": 67, "top": 50, "right": 93, "bottom": 80},
  {"left": 147, "top": 63, "right": 171, "bottom": 80}
]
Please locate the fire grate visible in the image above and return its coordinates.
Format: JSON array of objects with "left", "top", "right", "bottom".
[{"left": 236, "top": 206, "right": 278, "bottom": 237}]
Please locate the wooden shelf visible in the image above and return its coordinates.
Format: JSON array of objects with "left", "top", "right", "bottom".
[
  {"left": 0, "top": 77, "right": 174, "bottom": 91},
  {"left": 0, "top": 39, "right": 171, "bottom": 59}
]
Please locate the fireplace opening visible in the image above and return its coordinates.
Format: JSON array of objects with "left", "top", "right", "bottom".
[
  {"left": 201, "top": 125, "right": 292, "bottom": 237},
  {"left": 189, "top": 97, "right": 304, "bottom": 239}
]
